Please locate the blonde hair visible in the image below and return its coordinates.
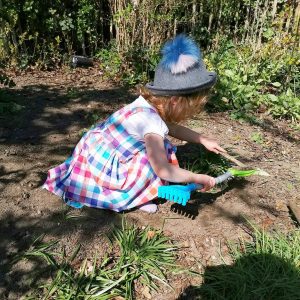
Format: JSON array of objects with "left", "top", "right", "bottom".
[{"left": 140, "top": 87, "right": 209, "bottom": 124}]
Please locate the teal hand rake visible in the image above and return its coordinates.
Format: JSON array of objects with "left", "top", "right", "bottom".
[{"left": 158, "top": 168, "right": 269, "bottom": 206}]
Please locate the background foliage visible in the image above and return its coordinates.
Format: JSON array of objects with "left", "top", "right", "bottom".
[{"left": 0, "top": 0, "right": 299, "bottom": 120}]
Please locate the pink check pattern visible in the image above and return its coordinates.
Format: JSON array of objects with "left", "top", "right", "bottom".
[{"left": 43, "top": 105, "right": 178, "bottom": 212}]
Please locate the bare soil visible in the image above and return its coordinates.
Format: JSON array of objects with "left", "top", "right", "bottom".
[{"left": 1, "top": 67, "right": 299, "bottom": 299}]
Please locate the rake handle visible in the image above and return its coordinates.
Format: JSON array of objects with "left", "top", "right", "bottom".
[{"left": 188, "top": 171, "right": 233, "bottom": 191}]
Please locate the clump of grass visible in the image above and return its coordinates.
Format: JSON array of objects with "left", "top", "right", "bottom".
[
  {"left": 18, "top": 220, "right": 178, "bottom": 299},
  {"left": 40, "top": 248, "right": 125, "bottom": 300},
  {"left": 111, "top": 220, "right": 178, "bottom": 298},
  {"left": 191, "top": 226, "right": 300, "bottom": 300}
]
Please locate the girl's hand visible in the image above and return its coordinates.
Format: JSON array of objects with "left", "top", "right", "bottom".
[
  {"left": 199, "top": 136, "right": 226, "bottom": 154},
  {"left": 195, "top": 174, "right": 216, "bottom": 192}
]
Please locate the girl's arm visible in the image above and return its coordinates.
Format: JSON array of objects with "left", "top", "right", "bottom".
[
  {"left": 167, "top": 123, "right": 226, "bottom": 154},
  {"left": 144, "top": 133, "right": 215, "bottom": 191}
]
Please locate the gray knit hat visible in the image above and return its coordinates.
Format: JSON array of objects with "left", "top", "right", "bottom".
[{"left": 146, "top": 34, "right": 217, "bottom": 96}]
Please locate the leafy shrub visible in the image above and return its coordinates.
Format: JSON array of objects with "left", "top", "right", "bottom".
[
  {"left": 96, "top": 42, "right": 160, "bottom": 86},
  {"left": 206, "top": 35, "right": 300, "bottom": 121},
  {"left": 0, "top": 0, "right": 104, "bottom": 68},
  {"left": 96, "top": 43, "right": 123, "bottom": 81}
]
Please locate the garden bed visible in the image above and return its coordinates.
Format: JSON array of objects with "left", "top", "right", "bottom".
[{"left": 0, "top": 68, "right": 299, "bottom": 299}]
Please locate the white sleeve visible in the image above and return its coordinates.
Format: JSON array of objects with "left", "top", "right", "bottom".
[{"left": 123, "top": 111, "right": 169, "bottom": 140}]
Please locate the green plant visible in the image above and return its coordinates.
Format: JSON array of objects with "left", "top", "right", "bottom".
[
  {"left": 18, "top": 221, "right": 179, "bottom": 299},
  {"left": 266, "top": 89, "right": 300, "bottom": 121},
  {"left": 0, "top": 0, "right": 103, "bottom": 68},
  {"left": 250, "top": 132, "right": 265, "bottom": 145},
  {"left": 96, "top": 43, "right": 123, "bottom": 80},
  {"left": 12, "top": 237, "right": 62, "bottom": 300},
  {"left": 111, "top": 219, "right": 178, "bottom": 298},
  {"left": 66, "top": 87, "right": 80, "bottom": 99},
  {"left": 1, "top": 0, "right": 299, "bottom": 74},
  {"left": 40, "top": 248, "right": 124, "bottom": 300},
  {"left": 193, "top": 227, "right": 300, "bottom": 300},
  {"left": 207, "top": 35, "right": 300, "bottom": 121},
  {"left": 229, "top": 111, "right": 264, "bottom": 126},
  {"left": 0, "top": 91, "right": 24, "bottom": 115},
  {"left": 96, "top": 42, "right": 159, "bottom": 86},
  {"left": 12, "top": 235, "right": 58, "bottom": 267}
]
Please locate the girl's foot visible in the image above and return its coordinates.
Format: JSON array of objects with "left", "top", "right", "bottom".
[{"left": 137, "top": 202, "right": 158, "bottom": 213}]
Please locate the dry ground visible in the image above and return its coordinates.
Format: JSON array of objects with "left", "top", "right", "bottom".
[{"left": 1, "top": 67, "right": 299, "bottom": 299}]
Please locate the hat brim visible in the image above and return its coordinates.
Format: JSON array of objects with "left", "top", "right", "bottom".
[{"left": 145, "top": 72, "right": 217, "bottom": 96}]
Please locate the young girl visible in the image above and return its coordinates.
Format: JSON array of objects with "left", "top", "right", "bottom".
[{"left": 43, "top": 34, "right": 225, "bottom": 213}]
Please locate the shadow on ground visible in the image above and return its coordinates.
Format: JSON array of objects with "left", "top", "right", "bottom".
[
  {"left": 0, "top": 84, "right": 135, "bottom": 145},
  {"left": 0, "top": 82, "right": 136, "bottom": 297},
  {"left": 171, "top": 143, "right": 278, "bottom": 220},
  {"left": 0, "top": 206, "right": 122, "bottom": 297},
  {"left": 206, "top": 106, "right": 300, "bottom": 145},
  {"left": 177, "top": 253, "right": 300, "bottom": 300}
]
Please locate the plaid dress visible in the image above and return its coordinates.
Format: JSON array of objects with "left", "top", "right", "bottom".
[{"left": 43, "top": 104, "right": 178, "bottom": 212}]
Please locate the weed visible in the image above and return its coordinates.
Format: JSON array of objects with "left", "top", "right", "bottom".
[
  {"left": 290, "top": 123, "right": 300, "bottom": 132},
  {"left": 58, "top": 205, "right": 93, "bottom": 222},
  {"left": 250, "top": 132, "right": 265, "bottom": 145},
  {"left": 0, "top": 71, "right": 15, "bottom": 87},
  {"left": 86, "top": 112, "right": 107, "bottom": 125},
  {"left": 66, "top": 87, "right": 80, "bottom": 99}
]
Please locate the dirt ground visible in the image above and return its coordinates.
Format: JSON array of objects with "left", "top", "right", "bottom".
[{"left": 1, "top": 67, "right": 300, "bottom": 299}]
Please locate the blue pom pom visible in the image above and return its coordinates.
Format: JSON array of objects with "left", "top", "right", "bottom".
[{"left": 160, "top": 34, "right": 201, "bottom": 71}]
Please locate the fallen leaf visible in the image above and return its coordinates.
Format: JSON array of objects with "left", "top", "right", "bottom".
[{"left": 147, "top": 230, "right": 156, "bottom": 240}]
